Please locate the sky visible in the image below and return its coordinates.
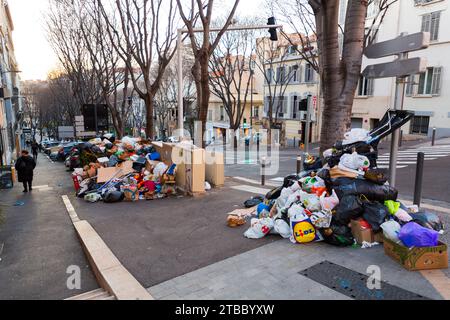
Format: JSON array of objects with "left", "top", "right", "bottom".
[{"left": 9, "top": 0, "right": 265, "bottom": 81}]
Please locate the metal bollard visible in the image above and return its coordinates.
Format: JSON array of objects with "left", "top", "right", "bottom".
[
  {"left": 296, "top": 155, "right": 302, "bottom": 175},
  {"left": 261, "top": 156, "right": 266, "bottom": 186},
  {"left": 413, "top": 152, "right": 425, "bottom": 207},
  {"left": 432, "top": 127, "right": 436, "bottom": 146}
]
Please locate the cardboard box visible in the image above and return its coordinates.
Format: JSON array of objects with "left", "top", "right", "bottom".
[
  {"left": 350, "top": 219, "right": 384, "bottom": 245},
  {"left": 383, "top": 237, "right": 448, "bottom": 271},
  {"left": 97, "top": 161, "right": 135, "bottom": 183}
]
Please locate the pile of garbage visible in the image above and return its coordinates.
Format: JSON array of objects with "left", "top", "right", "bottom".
[
  {"left": 72, "top": 136, "right": 178, "bottom": 203},
  {"left": 236, "top": 127, "right": 445, "bottom": 252}
]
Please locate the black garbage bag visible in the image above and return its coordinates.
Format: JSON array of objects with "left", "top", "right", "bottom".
[
  {"left": 335, "top": 195, "right": 364, "bottom": 225},
  {"left": 364, "top": 168, "right": 389, "bottom": 185},
  {"left": 362, "top": 200, "right": 389, "bottom": 232},
  {"left": 283, "top": 175, "right": 299, "bottom": 188},
  {"left": 244, "top": 196, "right": 264, "bottom": 208},
  {"left": 304, "top": 157, "right": 323, "bottom": 171},
  {"left": 90, "top": 145, "right": 103, "bottom": 154},
  {"left": 322, "top": 218, "right": 355, "bottom": 247},
  {"left": 266, "top": 186, "right": 283, "bottom": 201},
  {"left": 317, "top": 169, "right": 332, "bottom": 191},
  {"left": 331, "top": 178, "right": 398, "bottom": 202},
  {"left": 103, "top": 190, "right": 125, "bottom": 203},
  {"left": 104, "top": 143, "right": 114, "bottom": 150},
  {"left": 409, "top": 212, "right": 444, "bottom": 232}
]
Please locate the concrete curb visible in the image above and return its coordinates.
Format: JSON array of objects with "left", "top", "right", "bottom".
[{"left": 62, "top": 195, "right": 153, "bottom": 300}]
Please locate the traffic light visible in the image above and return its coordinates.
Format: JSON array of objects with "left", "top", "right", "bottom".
[
  {"left": 267, "top": 17, "right": 278, "bottom": 42},
  {"left": 299, "top": 98, "right": 308, "bottom": 111}
]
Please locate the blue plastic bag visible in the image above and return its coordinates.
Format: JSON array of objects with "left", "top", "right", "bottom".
[{"left": 398, "top": 222, "right": 439, "bottom": 248}]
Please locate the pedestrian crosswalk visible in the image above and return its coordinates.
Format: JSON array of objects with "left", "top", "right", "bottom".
[{"left": 375, "top": 144, "right": 450, "bottom": 169}]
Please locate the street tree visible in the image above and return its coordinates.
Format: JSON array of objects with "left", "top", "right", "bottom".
[
  {"left": 209, "top": 20, "right": 260, "bottom": 149},
  {"left": 77, "top": 0, "right": 134, "bottom": 139},
  {"left": 176, "top": 0, "right": 241, "bottom": 147},
  {"left": 270, "top": 0, "right": 397, "bottom": 152},
  {"left": 98, "top": 0, "right": 179, "bottom": 140}
]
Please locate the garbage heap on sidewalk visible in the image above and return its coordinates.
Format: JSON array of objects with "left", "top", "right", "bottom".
[
  {"left": 234, "top": 127, "right": 447, "bottom": 271},
  {"left": 72, "top": 136, "right": 178, "bottom": 203}
]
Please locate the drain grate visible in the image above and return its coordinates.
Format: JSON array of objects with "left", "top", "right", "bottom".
[{"left": 299, "top": 261, "right": 430, "bottom": 300}]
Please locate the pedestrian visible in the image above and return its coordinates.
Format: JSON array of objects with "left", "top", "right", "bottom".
[
  {"left": 15, "top": 150, "right": 36, "bottom": 193},
  {"left": 31, "top": 141, "right": 39, "bottom": 161}
]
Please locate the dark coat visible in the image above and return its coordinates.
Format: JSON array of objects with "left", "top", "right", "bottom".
[{"left": 15, "top": 156, "right": 36, "bottom": 182}]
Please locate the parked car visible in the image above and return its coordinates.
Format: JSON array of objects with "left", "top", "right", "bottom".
[
  {"left": 57, "top": 142, "right": 77, "bottom": 161},
  {"left": 45, "top": 143, "right": 62, "bottom": 156}
]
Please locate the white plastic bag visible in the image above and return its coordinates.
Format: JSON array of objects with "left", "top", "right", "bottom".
[
  {"left": 394, "top": 208, "right": 413, "bottom": 222},
  {"left": 121, "top": 136, "right": 137, "bottom": 147},
  {"left": 244, "top": 218, "right": 274, "bottom": 239},
  {"left": 319, "top": 190, "right": 340, "bottom": 211},
  {"left": 343, "top": 128, "right": 370, "bottom": 145},
  {"left": 153, "top": 162, "right": 169, "bottom": 177},
  {"left": 284, "top": 190, "right": 302, "bottom": 209},
  {"left": 310, "top": 210, "right": 333, "bottom": 229},
  {"left": 339, "top": 152, "right": 370, "bottom": 171},
  {"left": 273, "top": 219, "right": 291, "bottom": 239},
  {"left": 380, "top": 220, "right": 402, "bottom": 244},
  {"left": 288, "top": 203, "right": 306, "bottom": 219},
  {"left": 300, "top": 192, "right": 321, "bottom": 212}
]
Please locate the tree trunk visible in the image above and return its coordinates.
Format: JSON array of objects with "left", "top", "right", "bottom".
[
  {"left": 311, "top": 0, "right": 367, "bottom": 153},
  {"left": 144, "top": 95, "right": 154, "bottom": 140}
]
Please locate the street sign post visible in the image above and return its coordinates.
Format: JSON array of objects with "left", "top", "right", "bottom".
[
  {"left": 362, "top": 57, "right": 427, "bottom": 79},
  {"left": 363, "top": 32, "right": 430, "bottom": 187}
]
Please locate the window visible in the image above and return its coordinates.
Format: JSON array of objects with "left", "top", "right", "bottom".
[
  {"left": 417, "top": 67, "right": 442, "bottom": 95},
  {"left": 291, "top": 95, "right": 299, "bottom": 119},
  {"left": 357, "top": 76, "right": 374, "bottom": 96},
  {"left": 207, "top": 110, "right": 213, "bottom": 122},
  {"left": 276, "top": 67, "right": 287, "bottom": 84},
  {"left": 287, "top": 45, "right": 298, "bottom": 55},
  {"left": 351, "top": 118, "right": 363, "bottom": 129},
  {"left": 274, "top": 96, "right": 288, "bottom": 117},
  {"left": 304, "top": 63, "right": 315, "bottom": 83},
  {"left": 220, "top": 106, "right": 225, "bottom": 121},
  {"left": 406, "top": 74, "right": 415, "bottom": 96},
  {"left": 410, "top": 116, "right": 430, "bottom": 135},
  {"left": 367, "top": 0, "right": 380, "bottom": 18},
  {"left": 253, "top": 106, "right": 260, "bottom": 118},
  {"left": 265, "top": 68, "right": 273, "bottom": 84},
  {"left": 421, "top": 11, "right": 440, "bottom": 41},
  {"left": 289, "top": 65, "right": 300, "bottom": 83}
]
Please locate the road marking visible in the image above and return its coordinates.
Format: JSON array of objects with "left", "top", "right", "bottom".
[
  {"left": 62, "top": 195, "right": 81, "bottom": 223},
  {"left": 376, "top": 165, "right": 408, "bottom": 169},
  {"left": 420, "top": 270, "right": 450, "bottom": 300},
  {"left": 377, "top": 161, "right": 418, "bottom": 165},
  {"left": 232, "top": 176, "right": 280, "bottom": 187},
  {"left": 33, "top": 185, "right": 50, "bottom": 189},
  {"left": 230, "top": 185, "right": 272, "bottom": 195}
]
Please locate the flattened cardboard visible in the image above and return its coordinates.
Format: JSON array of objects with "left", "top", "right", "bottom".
[
  {"left": 97, "top": 161, "right": 135, "bottom": 183},
  {"left": 383, "top": 237, "right": 448, "bottom": 271}
]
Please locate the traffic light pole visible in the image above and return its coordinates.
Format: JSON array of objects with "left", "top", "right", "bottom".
[{"left": 177, "top": 23, "right": 283, "bottom": 140}]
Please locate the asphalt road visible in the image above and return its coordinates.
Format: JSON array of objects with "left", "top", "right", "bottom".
[
  {"left": 224, "top": 138, "right": 450, "bottom": 204},
  {"left": 0, "top": 154, "right": 98, "bottom": 300}
]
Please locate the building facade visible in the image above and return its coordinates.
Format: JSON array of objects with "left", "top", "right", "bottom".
[
  {"left": 0, "top": 0, "right": 22, "bottom": 166},
  {"left": 352, "top": 0, "right": 450, "bottom": 138},
  {"left": 257, "top": 34, "right": 321, "bottom": 146}
]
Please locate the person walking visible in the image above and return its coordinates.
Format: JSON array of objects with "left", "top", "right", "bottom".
[
  {"left": 31, "top": 141, "right": 39, "bottom": 161},
  {"left": 15, "top": 150, "right": 36, "bottom": 193}
]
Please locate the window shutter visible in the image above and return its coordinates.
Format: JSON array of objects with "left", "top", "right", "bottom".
[
  {"left": 368, "top": 78, "right": 374, "bottom": 96},
  {"left": 421, "top": 14, "right": 431, "bottom": 33},
  {"left": 430, "top": 12, "right": 440, "bottom": 41},
  {"left": 431, "top": 67, "right": 442, "bottom": 95}
]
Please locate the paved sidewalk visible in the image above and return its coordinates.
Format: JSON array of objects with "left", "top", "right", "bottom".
[
  {"left": 0, "top": 153, "right": 98, "bottom": 300},
  {"left": 147, "top": 239, "right": 447, "bottom": 300}
]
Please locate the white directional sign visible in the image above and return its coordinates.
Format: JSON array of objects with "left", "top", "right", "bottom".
[
  {"left": 363, "top": 57, "right": 427, "bottom": 79},
  {"left": 364, "top": 32, "right": 430, "bottom": 59}
]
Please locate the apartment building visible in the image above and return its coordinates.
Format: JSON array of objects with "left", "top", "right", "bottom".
[
  {"left": 257, "top": 34, "right": 321, "bottom": 146},
  {"left": 352, "top": 0, "right": 450, "bottom": 138},
  {"left": 0, "top": 0, "right": 22, "bottom": 166}
]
